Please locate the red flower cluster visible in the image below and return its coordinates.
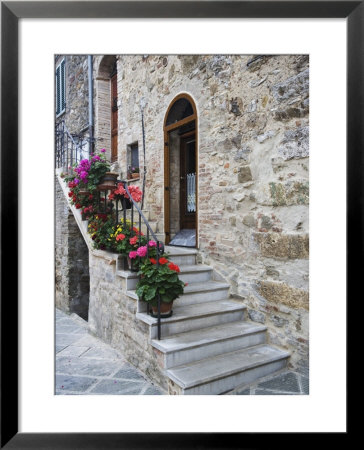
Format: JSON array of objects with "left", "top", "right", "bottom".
[
  {"left": 129, "top": 236, "right": 138, "bottom": 245},
  {"left": 168, "top": 262, "right": 180, "bottom": 273},
  {"left": 149, "top": 257, "right": 180, "bottom": 272},
  {"left": 108, "top": 183, "right": 143, "bottom": 203}
]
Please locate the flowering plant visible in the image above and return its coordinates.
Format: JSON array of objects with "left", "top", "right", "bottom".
[
  {"left": 109, "top": 219, "right": 147, "bottom": 256},
  {"left": 131, "top": 166, "right": 140, "bottom": 174},
  {"left": 87, "top": 214, "right": 116, "bottom": 251},
  {"left": 135, "top": 257, "right": 185, "bottom": 306},
  {"left": 108, "top": 182, "right": 143, "bottom": 204},
  {"left": 64, "top": 150, "right": 111, "bottom": 214}
]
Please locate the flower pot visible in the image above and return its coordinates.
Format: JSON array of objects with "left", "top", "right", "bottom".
[
  {"left": 97, "top": 172, "right": 118, "bottom": 190},
  {"left": 131, "top": 173, "right": 139, "bottom": 179},
  {"left": 122, "top": 197, "right": 132, "bottom": 210},
  {"left": 151, "top": 301, "right": 173, "bottom": 319},
  {"left": 78, "top": 189, "right": 90, "bottom": 196},
  {"left": 121, "top": 255, "right": 138, "bottom": 272}
]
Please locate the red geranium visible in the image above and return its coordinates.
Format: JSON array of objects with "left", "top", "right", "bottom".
[
  {"left": 168, "top": 262, "right": 180, "bottom": 273},
  {"left": 158, "top": 257, "right": 169, "bottom": 265}
]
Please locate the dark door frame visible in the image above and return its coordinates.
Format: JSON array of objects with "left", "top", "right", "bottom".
[{"left": 163, "top": 93, "right": 198, "bottom": 246}]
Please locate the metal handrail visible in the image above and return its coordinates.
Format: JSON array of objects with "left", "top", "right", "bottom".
[
  {"left": 121, "top": 182, "right": 164, "bottom": 340},
  {"left": 55, "top": 120, "right": 91, "bottom": 169}
]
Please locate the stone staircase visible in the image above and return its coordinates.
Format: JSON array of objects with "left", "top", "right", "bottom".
[{"left": 128, "top": 246, "right": 290, "bottom": 395}]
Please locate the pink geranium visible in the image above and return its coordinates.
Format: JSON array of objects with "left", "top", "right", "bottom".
[
  {"left": 129, "top": 251, "right": 138, "bottom": 259},
  {"left": 136, "top": 246, "right": 147, "bottom": 257},
  {"left": 148, "top": 240, "right": 157, "bottom": 247}
]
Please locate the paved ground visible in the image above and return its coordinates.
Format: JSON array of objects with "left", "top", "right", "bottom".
[
  {"left": 55, "top": 308, "right": 164, "bottom": 395},
  {"left": 56, "top": 308, "right": 309, "bottom": 395}
]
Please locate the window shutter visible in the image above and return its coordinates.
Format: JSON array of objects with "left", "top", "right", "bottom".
[
  {"left": 61, "top": 60, "right": 66, "bottom": 112},
  {"left": 56, "top": 66, "right": 60, "bottom": 115}
]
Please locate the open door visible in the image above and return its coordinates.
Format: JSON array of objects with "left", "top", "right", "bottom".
[{"left": 164, "top": 94, "right": 197, "bottom": 247}]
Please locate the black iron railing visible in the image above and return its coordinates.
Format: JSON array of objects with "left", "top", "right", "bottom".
[
  {"left": 55, "top": 120, "right": 93, "bottom": 169},
  {"left": 97, "top": 180, "right": 165, "bottom": 340}
]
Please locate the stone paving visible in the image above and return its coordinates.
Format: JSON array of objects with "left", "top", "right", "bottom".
[
  {"left": 56, "top": 308, "right": 308, "bottom": 395},
  {"left": 228, "top": 368, "right": 309, "bottom": 395},
  {"left": 55, "top": 308, "right": 164, "bottom": 395}
]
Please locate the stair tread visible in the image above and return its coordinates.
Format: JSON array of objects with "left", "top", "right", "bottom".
[
  {"left": 136, "top": 299, "right": 246, "bottom": 326},
  {"left": 165, "top": 245, "right": 198, "bottom": 255},
  {"left": 151, "top": 321, "right": 267, "bottom": 353},
  {"left": 179, "top": 264, "right": 212, "bottom": 273},
  {"left": 166, "top": 345, "right": 290, "bottom": 389}
]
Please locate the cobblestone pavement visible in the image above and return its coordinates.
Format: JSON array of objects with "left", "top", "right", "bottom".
[
  {"left": 55, "top": 308, "right": 164, "bottom": 395},
  {"left": 56, "top": 308, "right": 308, "bottom": 395}
]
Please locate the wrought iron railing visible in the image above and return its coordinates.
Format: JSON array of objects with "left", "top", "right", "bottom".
[
  {"left": 97, "top": 180, "right": 165, "bottom": 340},
  {"left": 55, "top": 120, "right": 93, "bottom": 169}
]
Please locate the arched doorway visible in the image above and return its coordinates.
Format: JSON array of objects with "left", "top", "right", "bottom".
[{"left": 164, "top": 94, "right": 198, "bottom": 247}]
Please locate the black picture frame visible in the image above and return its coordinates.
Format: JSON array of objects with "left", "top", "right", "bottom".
[{"left": 1, "top": 1, "right": 354, "bottom": 448}]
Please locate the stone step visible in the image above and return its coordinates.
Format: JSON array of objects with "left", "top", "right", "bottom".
[
  {"left": 128, "top": 280, "right": 231, "bottom": 312},
  {"left": 178, "top": 265, "right": 213, "bottom": 284},
  {"left": 151, "top": 321, "right": 267, "bottom": 369},
  {"left": 136, "top": 299, "right": 246, "bottom": 339},
  {"left": 166, "top": 344, "right": 290, "bottom": 395},
  {"left": 164, "top": 246, "right": 197, "bottom": 266}
]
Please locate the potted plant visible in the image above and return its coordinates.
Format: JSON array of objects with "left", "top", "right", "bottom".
[
  {"left": 135, "top": 257, "right": 185, "bottom": 318},
  {"left": 130, "top": 166, "right": 140, "bottom": 179}
]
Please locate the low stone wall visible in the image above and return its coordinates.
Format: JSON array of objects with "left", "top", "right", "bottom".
[{"left": 87, "top": 253, "right": 168, "bottom": 391}]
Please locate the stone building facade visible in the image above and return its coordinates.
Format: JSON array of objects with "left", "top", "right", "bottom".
[{"left": 55, "top": 54, "right": 309, "bottom": 378}]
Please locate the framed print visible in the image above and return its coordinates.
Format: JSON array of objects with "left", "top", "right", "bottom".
[{"left": 1, "top": 0, "right": 355, "bottom": 447}]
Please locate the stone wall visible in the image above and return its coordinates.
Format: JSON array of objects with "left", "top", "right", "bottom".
[
  {"left": 88, "top": 253, "right": 168, "bottom": 390},
  {"left": 91, "top": 54, "right": 309, "bottom": 371},
  {"left": 55, "top": 177, "right": 90, "bottom": 320}
]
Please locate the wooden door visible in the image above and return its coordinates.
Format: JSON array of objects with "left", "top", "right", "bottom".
[
  {"left": 180, "top": 134, "right": 196, "bottom": 229},
  {"left": 111, "top": 73, "right": 118, "bottom": 162}
]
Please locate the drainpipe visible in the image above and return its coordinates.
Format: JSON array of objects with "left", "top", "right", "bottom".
[{"left": 88, "top": 55, "right": 94, "bottom": 154}]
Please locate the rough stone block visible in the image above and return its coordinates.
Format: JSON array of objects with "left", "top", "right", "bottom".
[
  {"left": 254, "top": 232, "right": 309, "bottom": 259},
  {"left": 238, "top": 166, "right": 253, "bottom": 183},
  {"left": 269, "top": 180, "right": 309, "bottom": 206},
  {"left": 258, "top": 281, "right": 309, "bottom": 310},
  {"left": 271, "top": 69, "right": 309, "bottom": 103},
  {"left": 277, "top": 126, "right": 309, "bottom": 160}
]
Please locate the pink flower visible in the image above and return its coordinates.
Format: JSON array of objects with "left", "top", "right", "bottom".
[
  {"left": 136, "top": 246, "right": 147, "bottom": 257},
  {"left": 129, "top": 251, "right": 138, "bottom": 259},
  {"left": 148, "top": 240, "right": 157, "bottom": 247},
  {"left": 100, "top": 148, "right": 106, "bottom": 153}
]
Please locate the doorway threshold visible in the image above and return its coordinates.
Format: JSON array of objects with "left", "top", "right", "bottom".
[{"left": 169, "top": 229, "right": 196, "bottom": 248}]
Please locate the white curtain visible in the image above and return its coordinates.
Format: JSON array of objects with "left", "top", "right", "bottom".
[{"left": 187, "top": 172, "right": 196, "bottom": 212}]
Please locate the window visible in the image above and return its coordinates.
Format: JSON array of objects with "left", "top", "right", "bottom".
[
  {"left": 128, "top": 143, "right": 139, "bottom": 178},
  {"left": 56, "top": 59, "right": 66, "bottom": 117}
]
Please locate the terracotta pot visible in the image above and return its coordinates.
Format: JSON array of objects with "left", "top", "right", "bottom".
[
  {"left": 78, "top": 189, "right": 90, "bottom": 196},
  {"left": 97, "top": 172, "right": 118, "bottom": 190},
  {"left": 151, "top": 301, "right": 173, "bottom": 318},
  {"left": 131, "top": 172, "right": 139, "bottom": 179}
]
